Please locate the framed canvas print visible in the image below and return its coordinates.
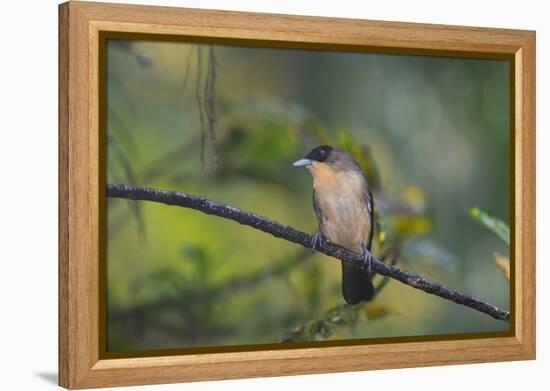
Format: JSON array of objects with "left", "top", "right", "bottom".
[{"left": 58, "top": 1, "right": 536, "bottom": 389}]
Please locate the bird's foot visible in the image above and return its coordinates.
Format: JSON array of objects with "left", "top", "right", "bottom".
[
  {"left": 311, "top": 231, "right": 324, "bottom": 253},
  {"left": 361, "top": 244, "right": 373, "bottom": 272}
]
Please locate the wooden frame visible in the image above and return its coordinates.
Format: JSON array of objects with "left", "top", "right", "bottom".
[{"left": 59, "top": 1, "right": 536, "bottom": 389}]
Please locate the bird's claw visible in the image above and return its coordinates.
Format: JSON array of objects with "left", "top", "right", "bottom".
[
  {"left": 311, "top": 232, "right": 323, "bottom": 253},
  {"left": 361, "top": 244, "right": 373, "bottom": 272}
]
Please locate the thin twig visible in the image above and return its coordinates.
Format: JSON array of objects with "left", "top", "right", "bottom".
[
  {"left": 106, "top": 183, "right": 510, "bottom": 322},
  {"left": 372, "top": 246, "right": 400, "bottom": 293},
  {"left": 204, "top": 45, "right": 220, "bottom": 170},
  {"left": 182, "top": 45, "right": 195, "bottom": 90},
  {"left": 194, "top": 46, "right": 206, "bottom": 169}
]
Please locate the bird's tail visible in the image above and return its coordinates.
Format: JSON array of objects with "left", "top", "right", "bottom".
[{"left": 341, "top": 263, "right": 375, "bottom": 304}]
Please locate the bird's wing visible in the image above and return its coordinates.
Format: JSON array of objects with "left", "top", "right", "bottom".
[
  {"left": 312, "top": 189, "right": 322, "bottom": 226},
  {"left": 365, "top": 184, "right": 375, "bottom": 251}
]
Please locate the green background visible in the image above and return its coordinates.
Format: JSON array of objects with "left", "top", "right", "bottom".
[{"left": 106, "top": 39, "right": 510, "bottom": 352}]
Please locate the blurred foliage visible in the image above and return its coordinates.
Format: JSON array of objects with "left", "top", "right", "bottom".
[
  {"left": 283, "top": 300, "right": 397, "bottom": 342},
  {"left": 284, "top": 301, "right": 367, "bottom": 341},
  {"left": 283, "top": 248, "right": 399, "bottom": 342},
  {"left": 467, "top": 208, "right": 511, "bottom": 282},
  {"left": 468, "top": 207, "right": 510, "bottom": 245},
  {"left": 106, "top": 40, "right": 511, "bottom": 352}
]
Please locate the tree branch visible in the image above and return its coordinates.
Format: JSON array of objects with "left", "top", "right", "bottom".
[{"left": 107, "top": 183, "right": 510, "bottom": 322}]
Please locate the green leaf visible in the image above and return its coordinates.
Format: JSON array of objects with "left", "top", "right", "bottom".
[{"left": 468, "top": 207, "right": 510, "bottom": 245}]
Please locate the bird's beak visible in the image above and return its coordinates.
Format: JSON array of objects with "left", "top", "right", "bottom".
[{"left": 293, "top": 158, "right": 313, "bottom": 167}]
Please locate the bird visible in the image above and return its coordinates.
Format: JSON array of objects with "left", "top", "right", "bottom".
[{"left": 293, "top": 145, "right": 375, "bottom": 304}]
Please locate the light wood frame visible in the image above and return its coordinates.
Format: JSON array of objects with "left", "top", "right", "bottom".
[{"left": 59, "top": 1, "right": 536, "bottom": 389}]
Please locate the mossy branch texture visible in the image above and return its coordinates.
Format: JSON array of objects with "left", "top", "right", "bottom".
[{"left": 107, "top": 183, "right": 510, "bottom": 322}]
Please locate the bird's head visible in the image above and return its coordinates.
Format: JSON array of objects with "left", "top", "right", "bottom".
[{"left": 293, "top": 145, "right": 361, "bottom": 176}]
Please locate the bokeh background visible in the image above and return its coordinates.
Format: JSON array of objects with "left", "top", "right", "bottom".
[{"left": 105, "top": 39, "right": 511, "bottom": 352}]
